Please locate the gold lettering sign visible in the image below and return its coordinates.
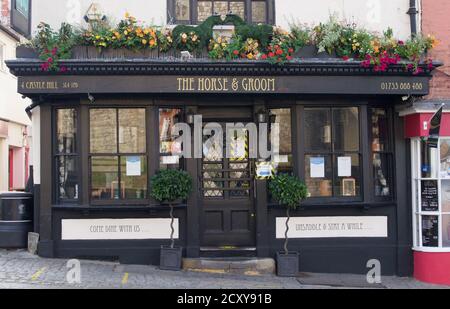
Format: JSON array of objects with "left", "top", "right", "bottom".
[
  {"left": 20, "top": 81, "right": 79, "bottom": 90},
  {"left": 177, "top": 77, "right": 276, "bottom": 92}
]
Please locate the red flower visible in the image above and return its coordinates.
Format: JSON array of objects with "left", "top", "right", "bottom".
[
  {"left": 398, "top": 40, "right": 404, "bottom": 46},
  {"left": 40, "top": 63, "right": 49, "bottom": 71},
  {"left": 47, "top": 57, "right": 53, "bottom": 63},
  {"left": 59, "top": 66, "right": 68, "bottom": 73},
  {"left": 268, "top": 52, "right": 275, "bottom": 58},
  {"left": 286, "top": 55, "right": 293, "bottom": 61},
  {"left": 276, "top": 49, "right": 283, "bottom": 55},
  {"left": 233, "top": 50, "right": 239, "bottom": 56},
  {"left": 342, "top": 56, "right": 349, "bottom": 61},
  {"left": 261, "top": 54, "right": 268, "bottom": 60},
  {"left": 288, "top": 48, "right": 294, "bottom": 53},
  {"left": 51, "top": 47, "right": 58, "bottom": 56}
]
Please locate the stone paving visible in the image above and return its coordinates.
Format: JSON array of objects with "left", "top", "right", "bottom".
[{"left": 0, "top": 249, "right": 448, "bottom": 289}]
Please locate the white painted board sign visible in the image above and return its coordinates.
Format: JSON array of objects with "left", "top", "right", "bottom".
[
  {"left": 276, "top": 216, "right": 388, "bottom": 239},
  {"left": 61, "top": 218, "right": 179, "bottom": 240}
]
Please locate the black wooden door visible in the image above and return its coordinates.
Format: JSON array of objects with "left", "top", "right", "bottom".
[{"left": 199, "top": 120, "right": 256, "bottom": 247}]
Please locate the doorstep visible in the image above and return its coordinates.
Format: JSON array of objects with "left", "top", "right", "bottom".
[{"left": 182, "top": 257, "right": 275, "bottom": 276}]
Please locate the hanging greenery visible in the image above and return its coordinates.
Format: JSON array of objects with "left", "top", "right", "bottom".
[{"left": 24, "top": 12, "right": 438, "bottom": 74}]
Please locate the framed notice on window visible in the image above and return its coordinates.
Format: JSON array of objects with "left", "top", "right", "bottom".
[{"left": 421, "top": 180, "right": 439, "bottom": 212}]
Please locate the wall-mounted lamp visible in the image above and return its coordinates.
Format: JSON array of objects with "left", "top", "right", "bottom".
[
  {"left": 256, "top": 112, "right": 267, "bottom": 123},
  {"left": 84, "top": 3, "right": 106, "bottom": 23},
  {"left": 186, "top": 113, "right": 195, "bottom": 125}
]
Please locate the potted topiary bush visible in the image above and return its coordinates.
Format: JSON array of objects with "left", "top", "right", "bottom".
[
  {"left": 150, "top": 169, "right": 193, "bottom": 271},
  {"left": 269, "top": 174, "right": 308, "bottom": 277}
]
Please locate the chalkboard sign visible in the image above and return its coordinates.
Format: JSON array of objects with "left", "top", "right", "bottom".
[
  {"left": 421, "top": 180, "right": 439, "bottom": 212},
  {"left": 422, "top": 216, "right": 439, "bottom": 247}
]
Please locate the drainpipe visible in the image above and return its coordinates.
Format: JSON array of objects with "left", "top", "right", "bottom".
[{"left": 407, "top": 0, "right": 418, "bottom": 36}]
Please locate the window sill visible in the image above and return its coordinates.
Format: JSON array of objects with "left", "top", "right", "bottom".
[
  {"left": 268, "top": 201, "right": 395, "bottom": 210},
  {"left": 52, "top": 204, "right": 187, "bottom": 211}
]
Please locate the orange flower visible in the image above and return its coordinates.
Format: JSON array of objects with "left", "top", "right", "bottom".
[{"left": 149, "top": 39, "right": 156, "bottom": 46}]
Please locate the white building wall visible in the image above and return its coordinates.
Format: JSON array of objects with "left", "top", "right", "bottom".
[{"left": 31, "top": 0, "right": 412, "bottom": 38}]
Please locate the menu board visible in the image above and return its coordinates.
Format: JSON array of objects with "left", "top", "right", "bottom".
[
  {"left": 422, "top": 216, "right": 439, "bottom": 247},
  {"left": 421, "top": 180, "right": 439, "bottom": 212}
]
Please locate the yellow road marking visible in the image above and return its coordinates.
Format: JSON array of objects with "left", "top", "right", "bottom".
[
  {"left": 121, "top": 272, "right": 129, "bottom": 285},
  {"left": 31, "top": 267, "right": 47, "bottom": 281}
]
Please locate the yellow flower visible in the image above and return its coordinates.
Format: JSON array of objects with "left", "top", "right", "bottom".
[
  {"left": 95, "top": 35, "right": 100, "bottom": 40},
  {"left": 247, "top": 53, "right": 254, "bottom": 60},
  {"left": 124, "top": 30, "right": 128, "bottom": 35},
  {"left": 181, "top": 33, "right": 188, "bottom": 39},
  {"left": 125, "top": 12, "right": 130, "bottom": 19},
  {"left": 142, "top": 39, "right": 147, "bottom": 45}
]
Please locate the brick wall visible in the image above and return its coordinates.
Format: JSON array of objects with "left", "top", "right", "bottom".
[
  {"left": 0, "top": 0, "right": 10, "bottom": 25},
  {"left": 422, "top": 0, "right": 450, "bottom": 99}
]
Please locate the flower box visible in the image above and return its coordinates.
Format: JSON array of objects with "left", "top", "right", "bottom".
[{"left": 16, "top": 46, "right": 39, "bottom": 59}]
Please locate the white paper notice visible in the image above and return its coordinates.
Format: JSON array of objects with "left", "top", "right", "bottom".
[
  {"left": 310, "top": 157, "right": 325, "bottom": 178},
  {"left": 126, "top": 156, "right": 141, "bottom": 176},
  {"left": 338, "top": 156, "right": 352, "bottom": 177},
  {"left": 162, "top": 155, "right": 179, "bottom": 165}
]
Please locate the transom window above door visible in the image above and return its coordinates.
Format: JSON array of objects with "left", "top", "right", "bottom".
[{"left": 169, "top": 0, "right": 275, "bottom": 25}]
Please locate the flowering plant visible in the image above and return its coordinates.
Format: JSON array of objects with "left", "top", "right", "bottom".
[
  {"left": 208, "top": 36, "right": 229, "bottom": 60},
  {"left": 32, "top": 22, "right": 75, "bottom": 72},
  {"left": 395, "top": 34, "right": 438, "bottom": 74},
  {"left": 240, "top": 38, "right": 260, "bottom": 60},
  {"left": 158, "top": 28, "right": 174, "bottom": 53},
  {"left": 176, "top": 31, "right": 201, "bottom": 52},
  {"left": 263, "top": 28, "right": 296, "bottom": 64},
  {"left": 113, "top": 13, "right": 158, "bottom": 50}
]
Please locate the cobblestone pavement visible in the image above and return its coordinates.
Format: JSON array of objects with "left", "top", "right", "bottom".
[{"left": 0, "top": 249, "right": 447, "bottom": 289}]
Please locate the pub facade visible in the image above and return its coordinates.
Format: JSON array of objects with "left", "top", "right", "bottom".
[{"left": 6, "top": 56, "right": 439, "bottom": 276}]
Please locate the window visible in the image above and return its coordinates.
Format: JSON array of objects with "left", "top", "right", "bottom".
[
  {"left": 304, "top": 107, "right": 361, "bottom": 198},
  {"left": 55, "top": 109, "right": 79, "bottom": 201},
  {"left": 11, "top": 0, "right": 31, "bottom": 37},
  {"left": 412, "top": 137, "right": 450, "bottom": 249},
  {"left": 371, "top": 108, "right": 393, "bottom": 198},
  {"left": 15, "top": 0, "right": 29, "bottom": 16},
  {"left": 89, "top": 108, "right": 147, "bottom": 201},
  {"left": 169, "top": 0, "right": 274, "bottom": 24},
  {"left": 159, "top": 108, "right": 182, "bottom": 169},
  {"left": 269, "top": 108, "right": 293, "bottom": 175}
]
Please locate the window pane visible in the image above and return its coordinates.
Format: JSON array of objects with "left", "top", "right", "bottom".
[
  {"left": 304, "top": 108, "right": 331, "bottom": 152},
  {"left": 56, "top": 109, "right": 77, "bottom": 154},
  {"left": 440, "top": 138, "right": 450, "bottom": 179},
  {"left": 422, "top": 215, "right": 439, "bottom": 247},
  {"left": 373, "top": 153, "right": 392, "bottom": 197},
  {"left": 252, "top": 1, "right": 267, "bottom": 23},
  {"left": 334, "top": 154, "right": 360, "bottom": 197},
  {"left": 214, "top": 1, "right": 229, "bottom": 15},
  {"left": 120, "top": 156, "right": 147, "bottom": 199},
  {"left": 421, "top": 139, "right": 439, "bottom": 178},
  {"left": 160, "top": 108, "right": 182, "bottom": 169},
  {"left": 442, "top": 180, "right": 450, "bottom": 213},
  {"left": 119, "top": 109, "right": 146, "bottom": 154},
  {"left": 175, "top": 0, "right": 190, "bottom": 21},
  {"left": 198, "top": 1, "right": 213, "bottom": 22},
  {"left": 333, "top": 107, "right": 359, "bottom": 152},
  {"left": 305, "top": 155, "right": 332, "bottom": 197},
  {"left": 443, "top": 215, "right": 450, "bottom": 247},
  {"left": 56, "top": 156, "right": 78, "bottom": 200},
  {"left": 371, "top": 108, "right": 389, "bottom": 152},
  {"left": 91, "top": 156, "right": 119, "bottom": 200},
  {"left": 271, "top": 108, "right": 292, "bottom": 174},
  {"left": 230, "top": 1, "right": 245, "bottom": 19},
  {"left": 90, "top": 109, "right": 117, "bottom": 153}
]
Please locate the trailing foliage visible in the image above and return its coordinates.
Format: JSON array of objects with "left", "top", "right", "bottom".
[{"left": 26, "top": 12, "right": 438, "bottom": 74}]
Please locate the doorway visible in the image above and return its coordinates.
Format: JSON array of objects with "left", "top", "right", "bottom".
[{"left": 198, "top": 107, "right": 256, "bottom": 247}]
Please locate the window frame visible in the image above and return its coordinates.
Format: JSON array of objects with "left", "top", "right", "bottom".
[
  {"left": 11, "top": 0, "right": 32, "bottom": 37},
  {"left": 167, "top": 0, "right": 275, "bottom": 25},
  {"left": 52, "top": 106, "right": 81, "bottom": 205},
  {"left": 369, "top": 106, "right": 395, "bottom": 202},
  {"left": 300, "top": 105, "right": 364, "bottom": 204},
  {"left": 88, "top": 107, "right": 150, "bottom": 206}
]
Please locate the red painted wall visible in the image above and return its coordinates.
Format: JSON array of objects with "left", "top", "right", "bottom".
[
  {"left": 404, "top": 113, "right": 450, "bottom": 138},
  {"left": 422, "top": 0, "right": 450, "bottom": 99},
  {"left": 414, "top": 251, "right": 450, "bottom": 286}
]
